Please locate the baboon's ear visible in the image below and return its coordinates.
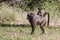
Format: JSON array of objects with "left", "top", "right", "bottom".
[
  {"left": 27, "top": 13, "right": 30, "bottom": 16},
  {"left": 30, "top": 13, "right": 34, "bottom": 17}
]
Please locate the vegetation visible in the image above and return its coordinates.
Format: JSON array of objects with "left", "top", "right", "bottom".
[
  {"left": 0, "top": 25, "right": 60, "bottom": 40},
  {"left": 0, "top": 0, "right": 60, "bottom": 24},
  {"left": 0, "top": 0, "right": 60, "bottom": 40}
]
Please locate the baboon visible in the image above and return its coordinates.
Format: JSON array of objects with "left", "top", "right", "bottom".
[
  {"left": 27, "top": 13, "right": 46, "bottom": 34},
  {"left": 37, "top": 8, "right": 50, "bottom": 26}
]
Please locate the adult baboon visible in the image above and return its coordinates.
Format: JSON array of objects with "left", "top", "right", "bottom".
[
  {"left": 27, "top": 13, "right": 46, "bottom": 34},
  {"left": 37, "top": 8, "right": 50, "bottom": 26}
]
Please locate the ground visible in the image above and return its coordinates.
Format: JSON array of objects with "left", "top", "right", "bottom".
[{"left": 0, "top": 25, "right": 60, "bottom": 40}]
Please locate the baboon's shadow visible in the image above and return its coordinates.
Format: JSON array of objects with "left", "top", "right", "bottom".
[{"left": 0, "top": 23, "right": 30, "bottom": 27}]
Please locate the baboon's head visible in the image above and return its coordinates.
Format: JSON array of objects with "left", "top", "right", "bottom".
[
  {"left": 27, "top": 13, "right": 34, "bottom": 20},
  {"left": 38, "top": 8, "right": 45, "bottom": 11}
]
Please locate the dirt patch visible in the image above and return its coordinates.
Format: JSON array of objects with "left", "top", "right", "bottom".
[{"left": 49, "top": 21, "right": 60, "bottom": 27}]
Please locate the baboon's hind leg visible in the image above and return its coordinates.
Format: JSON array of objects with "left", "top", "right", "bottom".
[
  {"left": 40, "top": 22, "right": 46, "bottom": 34},
  {"left": 40, "top": 26, "right": 45, "bottom": 34}
]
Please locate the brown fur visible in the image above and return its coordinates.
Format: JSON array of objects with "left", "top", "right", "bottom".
[
  {"left": 37, "top": 8, "right": 50, "bottom": 26},
  {"left": 27, "top": 13, "right": 46, "bottom": 34}
]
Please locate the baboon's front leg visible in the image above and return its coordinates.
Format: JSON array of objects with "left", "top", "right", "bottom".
[{"left": 31, "top": 24, "right": 35, "bottom": 34}]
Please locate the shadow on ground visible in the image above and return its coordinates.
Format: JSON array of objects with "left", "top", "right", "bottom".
[
  {"left": 0, "top": 23, "right": 60, "bottom": 29},
  {"left": 0, "top": 23, "right": 30, "bottom": 27}
]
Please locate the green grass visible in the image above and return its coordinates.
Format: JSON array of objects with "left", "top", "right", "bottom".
[
  {"left": 0, "top": 2, "right": 60, "bottom": 40},
  {"left": 0, "top": 25, "right": 60, "bottom": 40}
]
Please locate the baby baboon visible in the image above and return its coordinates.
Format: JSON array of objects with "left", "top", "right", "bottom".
[
  {"left": 37, "top": 8, "right": 50, "bottom": 26},
  {"left": 27, "top": 13, "right": 46, "bottom": 34}
]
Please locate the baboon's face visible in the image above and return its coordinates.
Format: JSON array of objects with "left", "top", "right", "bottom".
[{"left": 27, "top": 13, "right": 34, "bottom": 20}]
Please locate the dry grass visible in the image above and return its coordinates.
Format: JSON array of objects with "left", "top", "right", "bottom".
[
  {"left": 0, "top": 2, "right": 60, "bottom": 40},
  {"left": 0, "top": 2, "right": 60, "bottom": 26},
  {"left": 0, "top": 26, "right": 60, "bottom": 40}
]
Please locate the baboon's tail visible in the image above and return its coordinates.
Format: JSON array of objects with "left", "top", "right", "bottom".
[
  {"left": 47, "top": 12, "right": 50, "bottom": 26},
  {"left": 43, "top": 12, "right": 50, "bottom": 26}
]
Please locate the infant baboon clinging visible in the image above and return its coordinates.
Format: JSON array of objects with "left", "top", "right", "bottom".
[
  {"left": 27, "top": 13, "right": 46, "bottom": 34},
  {"left": 37, "top": 8, "right": 50, "bottom": 26}
]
